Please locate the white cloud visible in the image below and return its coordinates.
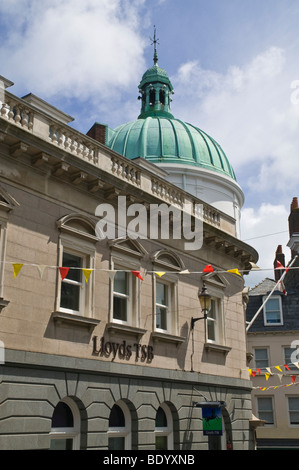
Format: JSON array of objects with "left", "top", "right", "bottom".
[
  {"left": 0, "top": 0, "right": 146, "bottom": 101},
  {"left": 241, "top": 203, "right": 290, "bottom": 287},
  {"left": 171, "top": 47, "right": 299, "bottom": 199}
]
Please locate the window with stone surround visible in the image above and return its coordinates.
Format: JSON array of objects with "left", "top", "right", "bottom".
[
  {"left": 0, "top": 185, "right": 19, "bottom": 311},
  {"left": 55, "top": 214, "right": 98, "bottom": 320}
]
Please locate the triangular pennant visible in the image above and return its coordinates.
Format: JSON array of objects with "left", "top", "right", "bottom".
[
  {"left": 227, "top": 269, "right": 241, "bottom": 276},
  {"left": 155, "top": 272, "right": 166, "bottom": 278},
  {"left": 266, "top": 367, "right": 272, "bottom": 374},
  {"left": 108, "top": 270, "right": 117, "bottom": 281},
  {"left": 248, "top": 369, "right": 252, "bottom": 376},
  {"left": 252, "top": 371, "right": 257, "bottom": 377},
  {"left": 203, "top": 264, "right": 214, "bottom": 273},
  {"left": 12, "top": 263, "right": 23, "bottom": 278},
  {"left": 131, "top": 270, "right": 143, "bottom": 281},
  {"left": 256, "top": 368, "right": 261, "bottom": 375},
  {"left": 179, "top": 269, "right": 190, "bottom": 274},
  {"left": 275, "top": 366, "right": 282, "bottom": 372},
  {"left": 59, "top": 267, "right": 69, "bottom": 280},
  {"left": 293, "top": 362, "right": 299, "bottom": 369},
  {"left": 291, "top": 375, "right": 296, "bottom": 384},
  {"left": 265, "top": 372, "right": 271, "bottom": 381},
  {"left": 277, "top": 374, "right": 283, "bottom": 382},
  {"left": 82, "top": 268, "right": 92, "bottom": 283},
  {"left": 37, "top": 265, "right": 47, "bottom": 279},
  {"left": 275, "top": 261, "right": 285, "bottom": 270},
  {"left": 284, "top": 364, "right": 291, "bottom": 371}
]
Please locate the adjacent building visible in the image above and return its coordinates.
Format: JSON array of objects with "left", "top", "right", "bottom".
[
  {"left": 0, "top": 51, "right": 258, "bottom": 451},
  {"left": 246, "top": 197, "right": 299, "bottom": 450}
]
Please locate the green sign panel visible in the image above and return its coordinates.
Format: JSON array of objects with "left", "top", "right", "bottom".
[{"left": 202, "top": 407, "right": 222, "bottom": 436}]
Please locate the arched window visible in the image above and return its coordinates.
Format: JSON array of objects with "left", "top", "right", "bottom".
[
  {"left": 108, "top": 402, "right": 131, "bottom": 450},
  {"left": 49, "top": 398, "right": 80, "bottom": 450},
  {"left": 155, "top": 404, "right": 173, "bottom": 450}
]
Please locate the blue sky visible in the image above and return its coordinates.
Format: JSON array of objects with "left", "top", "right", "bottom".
[{"left": 1, "top": 0, "right": 299, "bottom": 287}]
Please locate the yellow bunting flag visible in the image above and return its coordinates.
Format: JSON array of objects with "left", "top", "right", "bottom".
[
  {"left": 275, "top": 366, "right": 282, "bottom": 372},
  {"left": 155, "top": 272, "right": 166, "bottom": 278},
  {"left": 82, "top": 269, "right": 92, "bottom": 283},
  {"left": 12, "top": 263, "right": 23, "bottom": 278},
  {"left": 227, "top": 269, "right": 241, "bottom": 276},
  {"left": 265, "top": 372, "right": 271, "bottom": 381}
]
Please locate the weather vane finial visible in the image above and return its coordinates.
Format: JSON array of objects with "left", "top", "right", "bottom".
[{"left": 150, "top": 25, "right": 159, "bottom": 65}]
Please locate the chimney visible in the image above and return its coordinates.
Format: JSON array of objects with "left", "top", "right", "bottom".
[
  {"left": 86, "top": 123, "right": 107, "bottom": 145},
  {"left": 287, "top": 197, "right": 299, "bottom": 256},
  {"left": 274, "top": 244, "right": 285, "bottom": 281}
]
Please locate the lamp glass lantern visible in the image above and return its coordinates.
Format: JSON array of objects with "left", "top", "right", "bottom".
[{"left": 191, "top": 282, "right": 211, "bottom": 330}]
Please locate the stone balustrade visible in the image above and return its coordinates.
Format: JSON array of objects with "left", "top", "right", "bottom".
[{"left": 0, "top": 90, "right": 236, "bottom": 236}]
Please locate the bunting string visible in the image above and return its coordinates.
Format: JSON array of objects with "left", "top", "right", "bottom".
[{"left": 8, "top": 261, "right": 299, "bottom": 281}]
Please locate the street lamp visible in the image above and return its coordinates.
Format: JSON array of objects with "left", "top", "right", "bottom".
[{"left": 191, "top": 282, "right": 211, "bottom": 330}]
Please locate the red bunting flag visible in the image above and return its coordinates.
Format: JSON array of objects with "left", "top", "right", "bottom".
[
  {"left": 131, "top": 270, "right": 143, "bottom": 281},
  {"left": 284, "top": 364, "right": 291, "bottom": 371},
  {"left": 291, "top": 375, "right": 296, "bottom": 384},
  {"left": 59, "top": 267, "right": 69, "bottom": 280},
  {"left": 252, "top": 371, "right": 257, "bottom": 377},
  {"left": 203, "top": 264, "right": 214, "bottom": 273}
]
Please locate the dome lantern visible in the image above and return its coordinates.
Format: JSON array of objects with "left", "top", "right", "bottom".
[{"left": 138, "top": 27, "right": 174, "bottom": 119}]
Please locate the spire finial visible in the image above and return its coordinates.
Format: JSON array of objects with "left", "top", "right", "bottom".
[{"left": 150, "top": 25, "right": 159, "bottom": 65}]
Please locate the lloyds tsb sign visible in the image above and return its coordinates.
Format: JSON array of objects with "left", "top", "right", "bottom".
[{"left": 92, "top": 336, "right": 154, "bottom": 362}]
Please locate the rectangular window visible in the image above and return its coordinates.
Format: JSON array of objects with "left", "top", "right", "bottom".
[
  {"left": 156, "top": 281, "right": 169, "bottom": 331},
  {"left": 257, "top": 397, "right": 274, "bottom": 425},
  {"left": 288, "top": 397, "right": 299, "bottom": 425},
  {"left": 263, "top": 296, "right": 283, "bottom": 325},
  {"left": 207, "top": 299, "right": 218, "bottom": 342},
  {"left": 60, "top": 252, "right": 84, "bottom": 314},
  {"left": 255, "top": 348, "right": 269, "bottom": 371},
  {"left": 113, "top": 271, "right": 131, "bottom": 323},
  {"left": 284, "top": 347, "right": 298, "bottom": 370}
]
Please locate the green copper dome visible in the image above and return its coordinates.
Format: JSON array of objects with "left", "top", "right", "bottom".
[
  {"left": 106, "top": 36, "right": 236, "bottom": 181},
  {"left": 107, "top": 117, "right": 236, "bottom": 180}
]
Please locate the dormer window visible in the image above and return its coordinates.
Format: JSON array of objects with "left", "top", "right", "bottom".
[{"left": 263, "top": 295, "right": 283, "bottom": 325}]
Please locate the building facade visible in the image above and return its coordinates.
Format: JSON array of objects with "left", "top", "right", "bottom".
[
  {"left": 246, "top": 198, "right": 299, "bottom": 449},
  {"left": 0, "top": 57, "right": 258, "bottom": 451}
]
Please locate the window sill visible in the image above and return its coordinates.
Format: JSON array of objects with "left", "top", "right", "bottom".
[
  {"left": 204, "top": 342, "right": 231, "bottom": 355},
  {"left": 151, "top": 331, "right": 186, "bottom": 347},
  {"left": 0, "top": 297, "right": 9, "bottom": 312},
  {"left": 107, "top": 322, "right": 146, "bottom": 340},
  {"left": 52, "top": 311, "right": 100, "bottom": 332}
]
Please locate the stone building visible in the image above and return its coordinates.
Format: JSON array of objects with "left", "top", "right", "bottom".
[
  {"left": 246, "top": 197, "right": 299, "bottom": 449},
  {"left": 0, "top": 51, "right": 258, "bottom": 451}
]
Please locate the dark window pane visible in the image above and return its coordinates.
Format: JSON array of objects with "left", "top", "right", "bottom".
[
  {"left": 62, "top": 252, "right": 82, "bottom": 282},
  {"left": 109, "top": 404, "right": 125, "bottom": 427},
  {"left": 155, "top": 407, "right": 167, "bottom": 427},
  {"left": 113, "top": 296, "right": 127, "bottom": 321},
  {"left": 114, "top": 272, "right": 127, "bottom": 295},
  {"left": 50, "top": 439, "right": 73, "bottom": 450},
  {"left": 60, "top": 282, "right": 80, "bottom": 311},
  {"left": 155, "top": 436, "right": 167, "bottom": 450},
  {"left": 108, "top": 437, "right": 125, "bottom": 450},
  {"left": 156, "top": 307, "right": 167, "bottom": 330},
  {"left": 52, "top": 402, "right": 74, "bottom": 428}
]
